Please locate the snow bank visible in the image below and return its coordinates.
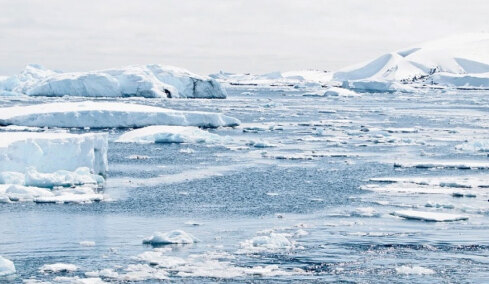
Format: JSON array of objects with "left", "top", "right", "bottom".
[
  {"left": 142, "top": 230, "right": 199, "bottom": 245},
  {"left": 0, "top": 101, "right": 240, "bottom": 128},
  {"left": 116, "top": 126, "right": 227, "bottom": 144},
  {"left": 333, "top": 33, "right": 489, "bottom": 91},
  {"left": 0, "top": 132, "right": 107, "bottom": 176},
  {"left": 0, "top": 256, "right": 15, "bottom": 276},
  {"left": 0, "top": 64, "right": 227, "bottom": 98},
  {"left": 392, "top": 210, "right": 468, "bottom": 222}
]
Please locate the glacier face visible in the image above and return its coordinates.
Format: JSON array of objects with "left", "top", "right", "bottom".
[{"left": 0, "top": 64, "right": 227, "bottom": 99}]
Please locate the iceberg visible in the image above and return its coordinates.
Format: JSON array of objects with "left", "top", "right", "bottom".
[
  {"left": 0, "top": 64, "right": 227, "bottom": 98},
  {"left": 0, "top": 101, "right": 240, "bottom": 128},
  {"left": 116, "top": 126, "right": 228, "bottom": 144},
  {"left": 0, "top": 132, "right": 107, "bottom": 176},
  {"left": 392, "top": 210, "right": 468, "bottom": 222},
  {"left": 210, "top": 69, "right": 331, "bottom": 87},
  {"left": 0, "top": 256, "right": 15, "bottom": 276},
  {"left": 333, "top": 33, "right": 489, "bottom": 91}
]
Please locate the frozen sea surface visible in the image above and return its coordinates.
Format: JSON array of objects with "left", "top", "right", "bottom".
[{"left": 1, "top": 87, "right": 489, "bottom": 283}]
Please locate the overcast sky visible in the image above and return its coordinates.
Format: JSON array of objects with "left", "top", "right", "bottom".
[{"left": 0, "top": 0, "right": 488, "bottom": 75}]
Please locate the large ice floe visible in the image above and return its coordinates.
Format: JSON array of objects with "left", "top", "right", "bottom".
[
  {"left": 333, "top": 33, "right": 489, "bottom": 92},
  {"left": 0, "top": 256, "right": 15, "bottom": 276},
  {"left": 0, "top": 132, "right": 107, "bottom": 203},
  {"left": 116, "top": 126, "right": 229, "bottom": 144},
  {"left": 0, "top": 64, "right": 227, "bottom": 98},
  {"left": 0, "top": 101, "right": 240, "bottom": 128}
]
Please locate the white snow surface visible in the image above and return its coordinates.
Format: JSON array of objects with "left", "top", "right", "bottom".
[
  {"left": 0, "top": 132, "right": 108, "bottom": 177},
  {"left": 116, "top": 126, "right": 228, "bottom": 144},
  {"left": 333, "top": 33, "right": 489, "bottom": 91},
  {"left": 392, "top": 210, "right": 468, "bottom": 222},
  {"left": 0, "top": 256, "right": 15, "bottom": 276},
  {"left": 0, "top": 64, "right": 227, "bottom": 98},
  {"left": 142, "top": 230, "right": 199, "bottom": 245},
  {"left": 0, "top": 101, "right": 240, "bottom": 128}
]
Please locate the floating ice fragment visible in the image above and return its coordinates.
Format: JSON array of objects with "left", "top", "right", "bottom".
[
  {"left": 0, "top": 256, "right": 15, "bottom": 276},
  {"left": 142, "top": 230, "right": 199, "bottom": 245},
  {"left": 40, "top": 263, "right": 79, "bottom": 273},
  {"left": 392, "top": 210, "right": 468, "bottom": 222}
]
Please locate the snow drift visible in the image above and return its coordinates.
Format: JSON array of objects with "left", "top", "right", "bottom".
[
  {"left": 333, "top": 33, "right": 489, "bottom": 91},
  {"left": 0, "top": 101, "right": 240, "bottom": 128},
  {"left": 0, "top": 64, "right": 227, "bottom": 98}
]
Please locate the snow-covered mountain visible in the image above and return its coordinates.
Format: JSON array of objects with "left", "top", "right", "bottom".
[
  {"left": 0, "top": 64, "right": 227, "bottom": 98},
  {"left": 333, "top": 33, "right": 489, "bottom": 91}
]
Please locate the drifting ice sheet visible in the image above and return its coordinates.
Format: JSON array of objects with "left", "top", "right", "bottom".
[
  {"left": 392, "top": 210, "right": 468, "bottom": 222},
  {"left": 0, "top": 101, "right": 240, "bottom": 128}
]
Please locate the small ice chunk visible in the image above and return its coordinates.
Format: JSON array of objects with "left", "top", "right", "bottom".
[
  {"left": 142, "top": 230, "right": 199, "bottom": 245},
  {"left": 40, "top": 263, "right": 79, "bottom": 273},
  {"left": 239, "top": 233, "right": 294, "bottom": 253},
  {"left": 79, "top": 241, "right": 96, "bottom": 247}
]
